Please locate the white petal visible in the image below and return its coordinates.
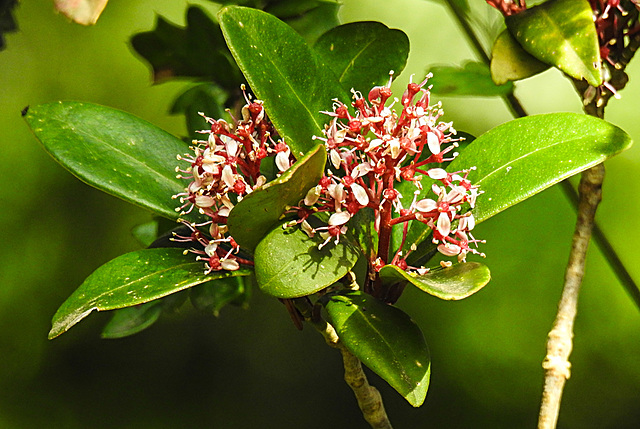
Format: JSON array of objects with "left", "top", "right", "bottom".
[
  {"left": 436, "top": 212, "right": 451, "bottom": 237},
  {"left": 351, "top": 183, "right": 369, "bottom": 206},
  {"left": 427, "top": 132, "right": 440, "bottom": 154},
  {"left": 218, "top": 207, "right": 230, "bottom": 217},
  {"left": 330, "top": 149, "right": 342, "bottom": 169},
  {"left": 204, "top": 242, "right": 218, "bottom": 256},
  {"left": 195, "top": 194, "right": 216, "bottom": 208},
  {"left": 437, "top": 242, "right": 461, "bottom": 256},
  {"left": 415, "top": 198, "right": 437, "bottom": 212},
  {"left": 221, "top": 258, "right": 240, "bottom": 271},
  {"left": 389, "top": 138, "right": 401, "bottom": 159},
  {"left": 222, "top": 165, "right": 235, "bottom": 188},
  {"left": 427, "top": 168, "right": 447, "bottom": 180},
  {"left": 301, "top": 220, "right": 315, "bottom": 237},
  {"left": 304, "top": 185, "right": 322, "bottom": 206},
  {"left": 276, "top": 151, "right": 290, "bottom": 172},
  {"left": 328, "top": 211, "right": 351, "bottom": 226},
  {"left": 352, "top": 162, "right": 372, "bottom": 178}
]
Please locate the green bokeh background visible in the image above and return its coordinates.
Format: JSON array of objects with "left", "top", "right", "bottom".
[{"left": 1, "top": 1, "right": 639, "bottom": 427}]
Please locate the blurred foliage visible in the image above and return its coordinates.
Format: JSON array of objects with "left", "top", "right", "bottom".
[
  {"left": 0, "top": 0, "right": 18, "bottom": 50},
  {"left": 1, "top": 0, "right": 640, "bottom": 428}
]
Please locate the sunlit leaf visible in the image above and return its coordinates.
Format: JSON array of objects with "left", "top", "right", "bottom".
[
  {"left": 219, "top": 6, "right": 347, "bottom": 155},
  {"left": 314, "top": 21, "right": 410, "bottom": 92},
  {"left": 490, "top": 29, "right": 550, "bottom": 85},
  {"left": 49, "top": 248, "right": 251, "bottom": 339},
  {"left": 324, "top": 291, "right": 430, "bottom": 407},
  {"left": 428, "top": 61, "right": 514, "bottom": 96},
  {"left": 449, "top": 113, "right": 632, "bottom": 223},
  {"left": 254, "top": 223, "right": 360, "bottom": 298},
  {"left": 506, "top": 0, "right": 602, "bottom": 86},
  {"left": 228, "top": 144, "right": 326, "bottom": 251},
  {"left": 24, "top": 102, "right": 200, "bottom": 222},
  {"left": 379, "top": 262, "right": 491, "bottom": 300}
]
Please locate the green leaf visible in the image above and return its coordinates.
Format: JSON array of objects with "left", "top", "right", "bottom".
[
  {"left": 428, "top": 61, "right": 514, "bottom": 96},
  {"left": 448, "top": 113, "right": 632, "bottom": 223},
  {"left": 254, "top": 223, "right": 361, "bottom": 298},
  {"left": 49, "top": 248, "right": 251, "bottom": 339},
  {"left": 190, "top": 276, "right": 249, "bottom": 316},
  {"left": 379, "top": 262, "right": 491, "bottom": 300},
  {"left": 324, "top": 291, "right": 430, "bottom": 407},
  {"left": 131, "top": 220, "right": 160, "bottom": 248},
  {"left": 490, "top": 29, "right": 550, "bottom": 85},
  {"left": 218, "top": 6, "right": 347, "bottom": 155},
  {"left": 131, "top": 6, "right": 242, "bottom": 86},
  {"left": 227, "top": 144, "right": 327, "bottom": 251},
  {"left": 24, "top": 102, "right": 196, "bottom": 222},
  {"left": 276, "top": 1, "right": 341, "bottom": 44},
  {"left": 101, "top": 301, "right": 163, "bottom": 339},
  {"left": 506, "top": 0, "right": 602, "bottom": 87},
  {"left": 314, "top": 22, "right": 410, "bottom": 92}
]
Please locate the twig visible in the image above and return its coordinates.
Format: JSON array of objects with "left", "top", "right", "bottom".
[
  {"left": 300, "top": 301, "right": 393, "bottom": 429},
  {"left": 537, "top": 164, "right": 604, "bottom": 428}
]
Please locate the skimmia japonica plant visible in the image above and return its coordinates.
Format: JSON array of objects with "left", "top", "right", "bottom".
[{"left": 24, "top": 1, "right": 637, "bottom": 427}]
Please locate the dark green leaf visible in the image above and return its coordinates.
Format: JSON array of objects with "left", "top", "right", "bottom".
[
  {"left": 428, "top": 61, "right": 514, "bottom": 96},
  {"left": 349, "top": 208, "right": 378, "bottom": 261},
  {"left": 254, "top": 223, "right": 361, "bottom": 298},
  {"left": 324, "top": 291, "right": 430, "bottom": 407},
  {"left": 190, "top": 276, "right": 249, "bottom": 316},
  {"left": 218, "top": 6, "right": 347, "bottom": 155},
  {"left": 490, "top": 29, "right": 550, "bottom": 85},
  {"left": 379, "top": 262, "right": 491, "bottom": 300},
  {"left": 49, "top": 248, "right": 251, "bottom": 339},
  {"left": 131, "top": 6, "right": 241, "bottom": 87},
  {"left": 314, "top": 22, "right": 410, "bottom": 92},
  {"left": 24, "top": 102, "right": 199, "bottom": 222},
  {"left": 0, "top": 0, "right": 18, "bottom": 50},
  {"left": 277, "top": 1, "right": 341, "bottom": 44},
  {"left": 506, "top": 0, "right": 602, "bottom": 87},
  {"left": 131, "top": 220, "right": 160, "bottom": 248},
  {"left": 448, "top": 113, "right": 632, "bottom": 223},
  {"left": 228, "top": 144, "right": 327, "bottom": 251},
  {"left": 171, "top": 83, "right": 230, "bottom": 140},
  {"left": 101, "top": 301, "right": 163, "bottom": 339}
]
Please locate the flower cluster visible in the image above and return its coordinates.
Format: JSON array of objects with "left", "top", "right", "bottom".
[
  {"left": 174, "top": 77, "right": 484, "bottom": 275},
  {"left": 172, "top": 87, "right": 293, "bottom": 273},
  {"left": 294, "top": 74, "right": 484, "bottom": 271}
]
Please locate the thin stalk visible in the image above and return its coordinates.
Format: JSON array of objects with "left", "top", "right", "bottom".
[
  {"left": 443, "top": 0, "right": 640, "bottom": 309},
  {"left": 312, "top": 316, "right": 393, "bottom": 429},
  {"left": 537, "top": 164, "right": 604, "bottom": 428}
]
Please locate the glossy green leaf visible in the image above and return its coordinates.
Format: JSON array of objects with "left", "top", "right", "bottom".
[
  {"left": 131, "top": 6, "right": 242, "bottom": 87},
  {"left": 324, "top": 291, "right": 430, "bottom": 407},
  {"left": 254, "top": 223, "right": 361, "bottom": 298},
  {"left": 24, "top": 102, "right": 197, "bottom": 222},
  {"left": 131, "top": 220, "right": 160, "bottom": 248},
  {"left": 190, "top": 276, "right": 249, "bottom": 316},
  {"left": 506, "top": 0, "right": 602, "bottom": 87},
  {"left": 101, "top": 301, "right": 163, "bottom": 339},
  {"left": 218, "top": 6, "right": 347, "bottom": 155},
  {"left": 379, "top": 262, "right": 491, "bottom": 300},
  {"left": 428, "top": 61, "right": 514, "bottom": 96},
  {"left": 449, "top": 113, "right": 632, "bottom": 223},
  {"left": 490, "top": 29, "right": 550, "bottom": 85},
  {"left": 49, "top": 248, "right": 251, "bottom": 339},
  {"left": 228, "top": 144, "right": 326, "bottom": 251},
  {"left": 314, "top": 22, "right": 410, "bottom": 92}
]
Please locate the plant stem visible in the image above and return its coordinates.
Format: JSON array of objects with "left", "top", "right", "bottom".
[
  {"left": 442, "top": 0, "right": 640, "bottom": 312},
  {"left": 537, "top": 164, "right": 604, "bottom": 428},
  {"left": 304, "top": 303, "right": 393, "bottom": 429}
]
